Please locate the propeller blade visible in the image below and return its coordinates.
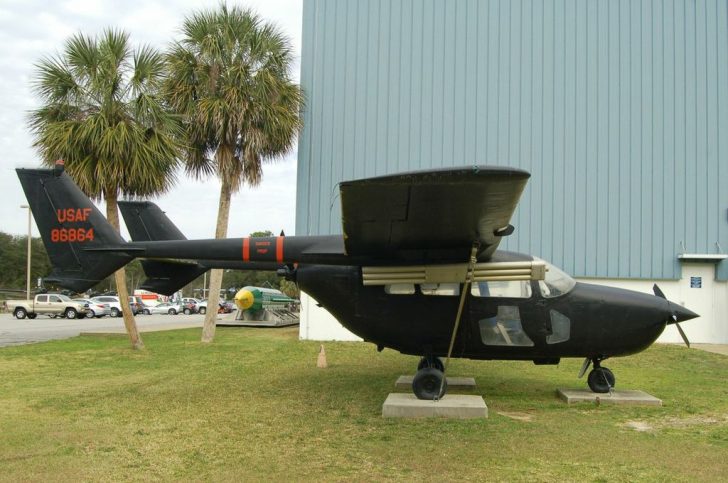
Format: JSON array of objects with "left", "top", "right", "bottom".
[
  {"left": 675, "top": 322, "right": 691, "bottom": 348},
  {"left": 652, "top": 283, "right": 666, "bottom": 299}
]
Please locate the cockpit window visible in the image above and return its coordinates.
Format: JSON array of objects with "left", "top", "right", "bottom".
[
  {"left": 546, "top": 310, "right": 571, "bottom": 344},
  {"left": 478, "top": 306, "right": 534, "bottom": 347},
  {"left": 534, "top": 258, "right": 576, "bottom": 298},
  {"left": 471, "top": 281, "right": 532, "bottom": 298}
]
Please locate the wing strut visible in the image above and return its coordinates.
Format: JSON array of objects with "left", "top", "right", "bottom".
[{"left": 438, "top": 241, "right": 480, "bottom": 400}]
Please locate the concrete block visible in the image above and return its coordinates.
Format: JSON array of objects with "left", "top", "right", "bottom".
[
  {"left": 557, "top": 388, "right": 662, "bottom": 406},
  {"left": 395, "top": 375, "right": 476, "bottom": 390},
  {"left": 382, "top": 393, "right": 488, "bottom": 419}
]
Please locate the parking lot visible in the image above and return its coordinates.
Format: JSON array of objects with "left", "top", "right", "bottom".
[{"left": 0, "top": 312, "right": 210, "bottom": 347}]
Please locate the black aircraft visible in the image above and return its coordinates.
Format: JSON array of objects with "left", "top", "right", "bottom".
[{"left": 17, "top": 163, "right": 698, "bottom": 400}]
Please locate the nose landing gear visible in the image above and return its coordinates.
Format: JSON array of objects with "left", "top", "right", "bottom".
[
  {"left": 580, "top": 358, "right": 615, "bottom": 393},
  {"left": 413, "top": 356, "right": 447, "bottom": 400},
  {"left": 412, "top": 365, "right": 447, "bottom": 400}
]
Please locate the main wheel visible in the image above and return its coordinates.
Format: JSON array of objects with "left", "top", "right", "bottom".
[
  {"left": 168, "top": 308, "right": 177, "bottom": 315},
  {"left": 143, "top": 309, "right": 150, "bottom": 315},
  {"left": 28, "top": 313, "right": 37, "bottom": 319},
  {"left": 199, "top": 307, "right": 206, "bottom": 315},
  {"left": 65, "top": 308, "right": 78, "bottom": 319},
  {"left": 412, "top": 367, "right": 448, "bottom": 400},
  {"left": 183, "top": 308, "right": 191, "bottom": 315},
  {"left": 14, "top": 308, "right": 27, "bottom": 319},
  {"left": 587, "top": 367, "right": 615, "bottom": 393},
  {"left": 87, "top": 309, "right": 96, "bottom": 318},
  {"left": 110, "top": 307, "right": 120, "bottom": 317},
  {"left": 417, "top": 356, "right": 445, "bottom": 372}
]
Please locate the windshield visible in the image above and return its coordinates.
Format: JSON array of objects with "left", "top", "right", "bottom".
[
  {"left": 533, "top": 257, "right": 576, "bottom": 298},
  {"left": 58, "top": 294, "right": 73, "bottom": 302}
]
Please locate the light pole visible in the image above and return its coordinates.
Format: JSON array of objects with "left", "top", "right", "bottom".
[{"left": 20, "top": 205, "right": 32, "bottom": 300}]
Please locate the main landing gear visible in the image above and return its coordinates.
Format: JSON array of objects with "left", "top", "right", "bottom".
[
  {"left": 412, "top": 356, "right": 447, "bottom": 400},
  {"left": 580, "top": 357, "right": 615, "bottom": 394}
]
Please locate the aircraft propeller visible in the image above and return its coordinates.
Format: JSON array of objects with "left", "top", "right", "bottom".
[{"left": 652, "top": 284, "right": 691, "bottom": 348}]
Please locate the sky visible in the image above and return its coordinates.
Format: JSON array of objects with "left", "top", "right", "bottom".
[{"left": 0, "top": 0, "right": 303, "bottom": 239}]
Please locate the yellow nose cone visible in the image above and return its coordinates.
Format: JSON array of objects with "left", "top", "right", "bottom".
[{"left": 235, "top": 289, "right": 254, "bottom": 310}]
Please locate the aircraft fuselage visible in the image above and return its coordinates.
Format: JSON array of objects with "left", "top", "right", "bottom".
[{"left": 296, "top": 261, "right": 685, "bottom": 362}]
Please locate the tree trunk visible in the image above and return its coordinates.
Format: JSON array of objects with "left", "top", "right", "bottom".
[
  {"left": 201, "top": 179, "right": 233, "bottom": 343},
  {"left": 106, "top": 193, "right": 144, "bottom": 350}
]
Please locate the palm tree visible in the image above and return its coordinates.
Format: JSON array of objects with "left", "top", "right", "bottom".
[
  {"left": 28, "top": 29, "right": 182, "bottom": 350},
  {"left": 165, "top": 5, "right": 303, "bottom": 342}
]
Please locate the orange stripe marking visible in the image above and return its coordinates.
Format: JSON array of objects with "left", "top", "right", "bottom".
[
  {"left": 243, "top": 238, "right": 250, "bottom": 262},
  {"left": 276, "top": 236, "right": 284, "bottom": 263}
]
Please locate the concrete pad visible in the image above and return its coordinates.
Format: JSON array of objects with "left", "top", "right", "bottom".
[
  {"left": 395, "top": 375, "right": 476, "bottom": 390},
  {"left": 692, "top": 344, "right": 728, "bottom": 357},
  {"left": 382, "top": 393, "right": 488, "bottom": 419},
  {"left": 557, "top": 388, "right": 662, "bottom": 406}
]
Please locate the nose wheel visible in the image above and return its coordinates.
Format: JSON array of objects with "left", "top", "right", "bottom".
[
  {"left": 584, "top": 359, "right": 615, "bottom": 393},
  {"left": 413, "top": 356, "right": 447, "bottom": 400},
  {"left": 412, "top": 366, "right": 447, "bottom": 400}
]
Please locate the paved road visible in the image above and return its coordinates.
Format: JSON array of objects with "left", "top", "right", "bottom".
[{"left": 0, "top": 312, "right": 210, "bottom": 347}]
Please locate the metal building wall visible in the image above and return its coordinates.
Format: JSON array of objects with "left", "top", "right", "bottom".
[{"left": 297, "top": 0, "right": 728, "bottom": 280}]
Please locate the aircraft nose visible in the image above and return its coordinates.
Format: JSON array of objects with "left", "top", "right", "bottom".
[{"left": 669, "top": 302, "right": 699, "bottom": 323}]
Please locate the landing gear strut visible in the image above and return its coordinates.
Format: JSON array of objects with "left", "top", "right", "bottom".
[
  {"left": 417, "top": 355, "right": 444, "bottom": 372},
  {"left": 586, "top": 359, "right": 615, "bottom": 393}
]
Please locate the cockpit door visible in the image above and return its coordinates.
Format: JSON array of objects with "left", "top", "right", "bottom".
[{"left": 468, "top": 280, "right": 543, "bottom": 350}]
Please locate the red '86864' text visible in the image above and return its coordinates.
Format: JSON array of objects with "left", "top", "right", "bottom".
[{"left": 50, "top": 228, "right": 95, "bottom": 243}]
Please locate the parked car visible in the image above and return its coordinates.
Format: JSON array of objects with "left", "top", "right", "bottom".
[
  {"left": 143, "top": 302, "right": 184, "bottom": 315},
  {"left": 91, "top": 295, "right": 142, "bottom": 316},
  {"left": 91, "top": 296, "right": 123, "bottom": 317},
  {"left": 7, "top": 293, "right": 88, "bottom": 320},
  {"left": 73, "top": 298, "right": 110, "bottom": 318}
]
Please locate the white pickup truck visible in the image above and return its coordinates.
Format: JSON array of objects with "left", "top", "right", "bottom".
[{"left": 6, "top": 294, "right": 89, "bottom": 320}]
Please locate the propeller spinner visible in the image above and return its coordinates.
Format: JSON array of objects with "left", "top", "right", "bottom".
[{"left": 652, "top": 284, "right": 698, "bottom": 347}]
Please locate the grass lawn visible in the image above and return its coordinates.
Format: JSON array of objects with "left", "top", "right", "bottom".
[{"left": 1, "top": 327, "right": 727, "bottom": 481}]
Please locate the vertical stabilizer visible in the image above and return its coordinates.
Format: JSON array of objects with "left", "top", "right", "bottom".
[{"left": 16, "top": 168, "right": 132, "bottom": 292}]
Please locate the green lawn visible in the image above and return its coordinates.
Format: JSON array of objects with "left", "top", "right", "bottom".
[{"left": 1, "top": 328, "right": 727, "bottom": 481}]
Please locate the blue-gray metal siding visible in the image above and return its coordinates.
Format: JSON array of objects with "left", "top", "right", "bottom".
[{"left": 297, "top": 0, "right": 728, "bottom": 280}]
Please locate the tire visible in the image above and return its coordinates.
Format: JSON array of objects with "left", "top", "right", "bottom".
[
  {"left": 198, "top": 307, "right": 206, "bottom": 315},
  {"left": 412, "top": 367, "right": 447, "bottom": 400},
  {"left": 87, "top": 309, "right": 96, "bottom": 318},
  {"left": 65, "top": 308, "right": 78, "bottom": 319},
  {"left": 14, "top": 308, "right": 27, "bottom": 319},
  {"left": 587, "top": 367, "right": 615, "bottom": 393},
  {"left": 183, "top": 308, "right": 191, "bottom": 315},
  {"left": 168, "top": 309, "right": 177, "bottom": 315},
  {"left": 417, "top": 356, "right": 445, "bottom": 372},
  {"left": 143, "top": 309, "right": 150, "bottom": 315},
  {"left": 110, "top": 307, "right": 120, "bottom": 317},
  {"left": 28, "top": 313, "right": 37, "bottom": 319}
]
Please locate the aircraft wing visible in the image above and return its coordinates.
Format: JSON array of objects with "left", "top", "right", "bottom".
[{"left": 340, "top": 166, "right": 530, "bottom": 262}]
